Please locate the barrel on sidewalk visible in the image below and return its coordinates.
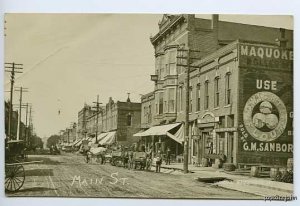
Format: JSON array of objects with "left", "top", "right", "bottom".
[
  {"left": 250, "top": 166, "right": 260, "bottom": 177},
  {"left": 270, "top": 167, "right": 279, "bottom": 179},
  {"left": 287, "top": 158, "right": 293, "bottom": 171}
]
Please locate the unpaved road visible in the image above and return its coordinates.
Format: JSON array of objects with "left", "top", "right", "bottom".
[{"left": 6, "top": 153, "right": 259, "bottom": 199}]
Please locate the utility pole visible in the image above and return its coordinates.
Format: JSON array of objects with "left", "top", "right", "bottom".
[
  {"left": 93, "top": 95, "right": 102, "bottom": 143},
  {"left": 177, "top": 47, "right": 202, "bottom": 174},
  {"left": 25, "top": 103, "right": 30, "bottom": 145},
  {"left": 69, "top": 122, "right": 76, "bottom": 142},
  {"left": 5, "top": 62, "right": 23, "bottom": 139},
  {"left": 184, "top": 48, "right": 191, "bottom": 174},
  {"left": 28, "top": 105, "right": 32, "bottom": 146},
  {"left": 15, "top": 87, "right": 28, "bottom": 140}
]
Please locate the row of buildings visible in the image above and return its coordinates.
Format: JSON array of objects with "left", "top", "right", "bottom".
[
  {"left": 4, "top": 101, "right": 42, "bottom": 149},
  {"left": 67, "top": 14, "right": 293, "bottom": 167},
  {"left": 59, "top": 96, "right": 141, "bottom": 147}
]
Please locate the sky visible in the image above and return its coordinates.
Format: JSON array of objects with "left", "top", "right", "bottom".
[{"left": 4, "top": 14, "right": 293, "bottom": 138}]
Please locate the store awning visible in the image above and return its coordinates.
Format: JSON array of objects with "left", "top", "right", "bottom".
[
  {"left": 96, "top": 133, "right": 109, "bottom": 142},
  {"left": 74, "top": 139, "right": 82, "bottom": 147},
  {"left": 133, "top": 123, "right": 181, "bottom": 137},
  {"left": 72, "top": 139, "right": 81, "bottom": 146},
  {"left": 166, "top": 124, "right": 184, "bottom": 144},
  {"left": 98, "top": 131, "right": 116, "bottom": 145}
]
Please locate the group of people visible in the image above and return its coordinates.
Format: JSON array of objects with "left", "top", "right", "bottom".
[
  {"left": 118, "top": 145, "right": 173, "bottom": 173},
  {"left": 81, "top": 141, "right": 173, "bottom": 173}
]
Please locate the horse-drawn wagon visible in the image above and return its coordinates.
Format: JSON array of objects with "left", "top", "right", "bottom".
[{"left": 5, "top": 140, "right": 42, "bottom": 192}]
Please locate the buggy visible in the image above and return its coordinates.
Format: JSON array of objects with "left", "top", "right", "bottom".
[
  {"left": 110, "top": 151, "right": 123, "bottom": 167},
  {"left": 133, "top": 152, "right": 147, "bottom": 170},
  {"left": 5, "top": 140, "right": 42, "bottom": 192}
]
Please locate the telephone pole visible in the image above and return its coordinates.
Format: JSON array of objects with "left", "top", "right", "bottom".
[
  {"left": 5, "top": 62, "right": 23, "bottom": 139},
  {"left": 25, "top": 103, "right": 31, "bottom": 145},
  {"left": 93, "top": 95, "right": 102, "bottom": 143},
  {"left": 177, "top": 47, "right": 202, "bottom": 173},
  {"left": 67, "top": 129, "right": 70, "bottom": 144},
  {"left": 15, "top": 87, "right": 28, "bottom": 140},
  {"left": 184, "top": 49, "right": 191, "bottom": 174},
  {"left": 28, "top": 105, "right": 32, "bottom": 146}
]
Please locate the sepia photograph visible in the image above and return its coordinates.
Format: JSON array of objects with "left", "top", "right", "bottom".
[{"left": 2, "top": 10, "right": 295, "bottom": 202}]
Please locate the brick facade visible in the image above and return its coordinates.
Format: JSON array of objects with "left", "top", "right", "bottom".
[
  {"left": 141, "top": 14, "right": 293, "bottom": 166},
  {"left": 82, "top": 97, "right": 141, "bottom": 145}
]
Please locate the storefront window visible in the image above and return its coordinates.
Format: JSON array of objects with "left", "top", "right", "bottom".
[
  {"left": 193, "top": 139, "right": 197, "bottom": 156},
  {"left": 218, "top": 132, "right": 225, "bottom": 154},
  {"left": 227, "top": 115, "right": 234, "bottom": 127}
]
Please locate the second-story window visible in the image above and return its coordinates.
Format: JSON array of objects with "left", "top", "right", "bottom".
[
  {"left": 144, "top": 106, "right": 147, "bottom": 123},
  {"left": 148, "top": 105, "right": 152, "bottom": 123},
  {"left": 225, "top": 73, "right": 231, "bottom": 105},
  {"left": 168, "top": 88, "right": 175, "bottom": 113},
  {"left": 178, "top": 86, "right": 183, "bottom": 112},
  {"left": 214, "top": 77, "right": 220, "bottom": 108},
  {"left": 127, "top": 113, "right": 132, "bottom": 126},
  {"left": 196, "top": 83, "right": 201, "bottom": 111},
  {"left": 204, "top": 81, "right": 209, "bottom": 110},
  {"left": 189, "top": 86, "right": 193, "bottom": 112},
  {"left": 169, "top": 49, "right": 177, "bottom": 75}
]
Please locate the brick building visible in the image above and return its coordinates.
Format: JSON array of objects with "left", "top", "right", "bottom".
[
  {"left": 81, "top": 97, "right": 141, "bottom": 146},
  {"left": 77, "top": 104, "right": 95, "bottom": 139},
  {"left": 138, "top": 14, "right": 293, "bottom": 166}
]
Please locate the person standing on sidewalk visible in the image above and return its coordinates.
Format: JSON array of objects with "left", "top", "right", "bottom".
[{"left": 155, "top": 150, "right": 162, "bottom": 173}]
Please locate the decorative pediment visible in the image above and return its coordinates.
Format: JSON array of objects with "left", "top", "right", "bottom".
[{"left": 158, "top": 14, "right": 176, "bottom": 31}]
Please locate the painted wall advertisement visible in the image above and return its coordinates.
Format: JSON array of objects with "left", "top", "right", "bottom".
[{"left": 238, "top": 43, "right": 293, "bottom": 164}]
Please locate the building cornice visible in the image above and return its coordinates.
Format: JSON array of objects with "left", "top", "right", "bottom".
[{"left": 150, "top": 15, "right": 185, "bottom": 45}]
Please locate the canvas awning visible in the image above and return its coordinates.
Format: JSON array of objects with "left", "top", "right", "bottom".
[
  {"left": 74, "top": 139, "right": 82, "bottom": 147},
  {"left": 133, "top": 123, "right": 181, "bottom": 137},
  {"left": 96, "top": 132, "right": 109, "bottom": 142},
  {"left": 72, "top": 139, "right": 81, "bottom": 146},
  {"left": 98, "top": 131, "right": 116, "bottom": 145},
  {"left": 166, "top": 124, "right": 184, "bottom": 144}
]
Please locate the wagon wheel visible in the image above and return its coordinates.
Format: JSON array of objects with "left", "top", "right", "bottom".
[
  {"left": 96, "top": 155, "right": 103, "bottom": 164},
  {"left": 116, "top": 158, "right": 123, "bottom": 167},
  {"left": 5, "top": 163, "right": 25, "bottom": 192}
]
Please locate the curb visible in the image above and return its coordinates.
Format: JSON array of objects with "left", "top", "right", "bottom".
[
  {"left": 240, "top": 181, "right": 293, "bottom": 194},
  {"left": 151, "top": 164, "right": 192, "bottom": 173},
  {"left": 154, "top": 164, "right": 293, "bottom": 194}
]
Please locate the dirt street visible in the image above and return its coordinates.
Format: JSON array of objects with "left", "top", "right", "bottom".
[{"left": 6, "top": 153, "right": 259, "bottom": 199}]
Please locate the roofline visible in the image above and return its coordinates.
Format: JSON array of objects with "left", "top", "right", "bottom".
[
  {"left": 191, "top": 39, "right": 293, "bottom": 70},
  {"left": 150, "top": 15, "right": 184, "bottom": 45}
]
